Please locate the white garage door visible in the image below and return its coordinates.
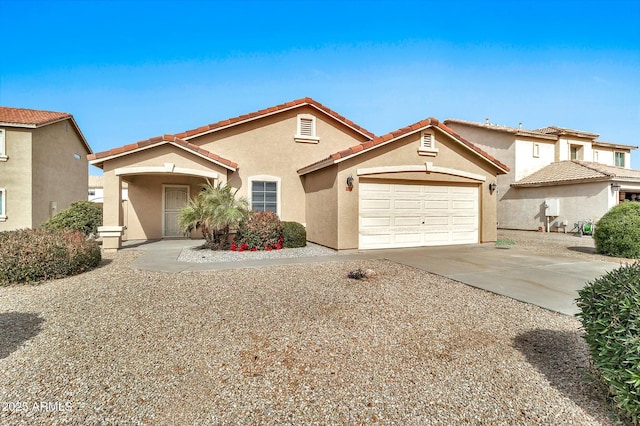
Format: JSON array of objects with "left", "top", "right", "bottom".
[{"left": 359, "top": 182, "right": 479, "bottom": 249}]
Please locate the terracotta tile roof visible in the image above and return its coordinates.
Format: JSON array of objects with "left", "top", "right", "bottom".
[
  {"left": 174, "top": 97, "right": 376, "bottom": 140},
  {"left": 533, "top": 125, "right": 599, "bottom": 139},
  {"left": 88, "top": 135, "right": 238, "bottom": 170},
  {"left": 443, "top": 118, "right": 557, "bottom": 140},
  {"left": 0, "top": 106, "right": 72, "bottom": 126},
  {"left": 0, "top": 106, "right": 92, "bottom": 153},
  {"left": 512, "top": 161, "right": 640, "bottom": 187},
  {"left": 298, "top": 118, "right": 510, "bottom": 175}
]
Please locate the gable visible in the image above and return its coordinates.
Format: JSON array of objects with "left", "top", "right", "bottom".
[{"left": 298, "top": 118, "right": 509, "bottom": 176}]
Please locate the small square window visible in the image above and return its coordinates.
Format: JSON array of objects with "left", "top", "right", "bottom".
[
  {"left": 0, "top": 188, "right": 6, "bottom": 220},
  {"left": 0, "top": 129, "right": 6, "bottom": 161},
  {"left": 251, "top": 181, "right": 278, "bottom": 213},
  {"left": 533, "top": 143, "right": 540, "bottom": 158}
]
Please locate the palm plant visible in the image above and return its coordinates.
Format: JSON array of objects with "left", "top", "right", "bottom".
[{"left": 178, "top": 182, "right": 249, "bottom": 249}]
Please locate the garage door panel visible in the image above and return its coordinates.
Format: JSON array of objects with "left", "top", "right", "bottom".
[
  {"left": 359, "top": 182, "right": 479, "bottom": 249},
  {"left": 361, "top": 199, "right": 392, "bottom": 210},
  {"left": 361, "top": 216, "right": 392, "bottom": 227},
  {"left": 395, "top": 199, "right": 421, "bottom": 210},
  {"left": 394, "top": 216, "right": 422, "bottom": 226}
]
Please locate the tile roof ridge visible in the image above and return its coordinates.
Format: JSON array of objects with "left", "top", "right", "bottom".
[
  {"left": 88, "top": 133, "right": 238, "bottom": 169},
  {"left": 174, "top": 97, "right": 377, "bottom": 140},
  {"left": 573, "top": 160, "right": 616, "bottom": 177}
]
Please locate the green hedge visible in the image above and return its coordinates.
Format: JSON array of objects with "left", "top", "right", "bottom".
[
  {"left": 594, "top": 202, "right": 640, "bottom": 259},
  {"left": 0, "top": 228, "right": 101, "bottom": 284},
  {"left": 576, "top": 262, "right": 640, "bottom": 424},
  {"left": 282, "top": 221, "right": 306, "bottom": 248},
  {"left": 42, "top": 200, "right": 103, "bottom": 237}
]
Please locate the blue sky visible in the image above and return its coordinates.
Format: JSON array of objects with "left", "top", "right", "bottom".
[{"left": 1, "top": 0, "right": 639, "bottom": 174}]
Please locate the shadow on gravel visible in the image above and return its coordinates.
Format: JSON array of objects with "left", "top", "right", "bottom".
[
  {"left": 568, "top": 246, "right": 598, "bottom": 255},
  {"left": 0, "top": 312, "right": 45, "bottom": 359},
  {"left": 513, "top": 329, "right": 608, "bottom": 421}
]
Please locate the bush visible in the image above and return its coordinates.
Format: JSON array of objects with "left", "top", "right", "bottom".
[
  {"left": 0, "top": 228, "right": 101, "bottom": 284},
  {"left": 42, "top": 201, "right": 103, "bottom": 237},
  {"left": 594, "top": 202, "right": 640, "bottom": 259},
  {"left": 282, "top": 221, "right": 306, "bottom": 248},
  {"left": 576, "top": 262, "right": 640, "bottom": 424},
  {"left": 233, "top": 211, "right": 283, "bottom": 251}
]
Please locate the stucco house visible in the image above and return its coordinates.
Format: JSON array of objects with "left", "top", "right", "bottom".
[
  {"left": 0, "top": 107, "right": 92, "bottom": 231},
  {"left": 89, "top": 98, "right": 508, "bottom": 251},
  {"left": 443, "top": 119, "right": 639, "bottom": 231}
]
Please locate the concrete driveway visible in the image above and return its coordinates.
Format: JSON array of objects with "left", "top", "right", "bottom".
[{"left": 373, "top": 244, "right": 622, "bottom": 316}]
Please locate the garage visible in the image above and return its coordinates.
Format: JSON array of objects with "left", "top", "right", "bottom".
[{"left": 359, "top": 181, "right": 479, "bottom": 249}]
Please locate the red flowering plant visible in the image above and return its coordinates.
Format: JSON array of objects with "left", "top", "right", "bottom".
[{"left": 230, "top": 211, "right": 284, "bottom": 251}]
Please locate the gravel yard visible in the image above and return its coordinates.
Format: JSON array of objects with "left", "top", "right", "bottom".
[{"left": 0, "top": 231, "right": 618, "bottom": 425}]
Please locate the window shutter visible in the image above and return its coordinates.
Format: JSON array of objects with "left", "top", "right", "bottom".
[{"left": 300, "top": 118, "right": 314, "bottom": 137}]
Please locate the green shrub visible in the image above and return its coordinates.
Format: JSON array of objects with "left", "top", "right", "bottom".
[
  {"left": 576, "top": 262, "right": 640, "bottom": 424},
  {"left": 233, "top": 211, "right": 283, "bottom": 250},
  {"left": 42, "top": 200, "right": 103, "bottom": 237},
  {"left": 282, "top": 221, "right": 306, "bottom": 248},
  {"left": 0, "top": 228, "right": 101, "bottom": 284},
  {"left": 594, "top": 202, "right": 640, "bottom": 259}
]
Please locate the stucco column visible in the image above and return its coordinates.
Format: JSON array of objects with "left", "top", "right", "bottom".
[{"left": 98, "top": 170, "right": 124, "bottom": 252}]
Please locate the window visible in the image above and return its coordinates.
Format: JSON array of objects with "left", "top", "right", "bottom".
[
  {"left": 570, "top": 145, "right": 582, "bottom": 161},
  {"left": 533, "top": 143, "right": 540, "bottom": 158},
  {"left": 593, "top": 150, "right": 599, "bottom": 163},
  {"left": 88, "top": 189, "right": 96, "bottom": 196},
  {"left": 295, "top": 114, "right": 319, "bottom": 143},
  {"left": 418, "top": 131, "right": 439, "bottom": 156},
  {"left": 0, "top": 188, "right": 5, "bottom": 220},
  {"left": 251, "top": 181, "right": 278, "bottom": 213},
  {"left": 0, "top": 129, "right": 6, "bottom": 161},
  {"left": 615, "top": 152, "right": 625, "bottom": 167}
]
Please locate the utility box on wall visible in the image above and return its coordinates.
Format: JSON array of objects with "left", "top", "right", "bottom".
[{"left": 545, "top": 198, "right": 560, "bottom": 216}]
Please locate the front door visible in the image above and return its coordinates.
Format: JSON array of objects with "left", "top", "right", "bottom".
[{"left": 163, "top": 185, "right": 189, "bottom": 237}]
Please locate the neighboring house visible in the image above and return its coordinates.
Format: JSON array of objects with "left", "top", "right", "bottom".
[
  {"left": 88, "top": 175, "right": 128, "bottom": 203},
  {"left": 0, "top": 107, "right": 92, "bottom": 231},
  {"left": 88, "top": 97, "right": 508, "bottom": 251},
  {"left": 443, "top": 119, "right": 640, "bottom": 231}
]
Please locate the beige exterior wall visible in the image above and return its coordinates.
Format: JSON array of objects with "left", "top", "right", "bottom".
[
  {"left": 0, "top": 128, "right": 33, "bottom": 230},
  {"left": 514, "top": 138, "right": 555, "bottom": 181},
  {"left": 32, "top": 121, "right": 89, "bottom": 226},
  {"left": 500, "top": 182, "right": 612, "bottom": 231},
  {"left": 189, "top": 106, "right": 370, "bottom": 225},
  {"left": 304, "top": 128, "right": 502, "bottom": 250},
  {"left": 302, "top": 165, "right": 339, "bottom": 248}
]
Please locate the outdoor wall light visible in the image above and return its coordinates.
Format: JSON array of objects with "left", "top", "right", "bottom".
[
  {"left": 346, "top": 174, "right": 354, "bottom": 191},
  {"left": 489, "top": 182, "right": 497, "bottom": 194},
  {"left": 611, "top": 183, "right": 622, "bottom": 191}
]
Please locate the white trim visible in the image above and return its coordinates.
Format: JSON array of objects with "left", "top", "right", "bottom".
[
  {"left": 357, "top": 163, "right": 486, "bottom": 182},
  {"left": 0, "top": 129, "right": 6, "bottom": 161},
  {"left": 295, "top": 114, "right": 320, "bottom": 143},
  {"left": 115, "top": 165, "right": 219, "bottom": 179},
  {"left": 162, "top": 185, "right": 190, "bottom": 238},
  {"left": 248, "top": 175, "right": 281, "bottom": 216},
  {"left": 418, "top": 130, "right": 439, "bottom": 156},
  {"left": 533, "top": 143, "right": 540, "bottom": 158},
  {"left": 0, "top": 188, "right": 5, "bottom": 221}
]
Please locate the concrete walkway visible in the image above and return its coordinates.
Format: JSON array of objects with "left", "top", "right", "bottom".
[{"left": 121, "top": 239, "right": 621, "bottom": 316}]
